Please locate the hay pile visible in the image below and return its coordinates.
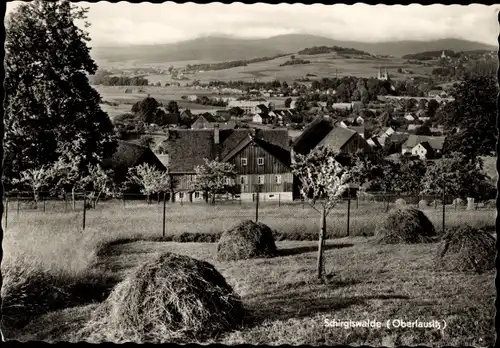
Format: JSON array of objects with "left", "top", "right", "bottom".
[
  {"left": 395, "top": 198, "right": 406, "bottom": 206},
  {"left": 452, "top": 198, "right": 465, "bottom": 206},
  {"left": 418, "top": 200, "right": 429, "bottom": 208},
  {"left": 375, "top": 207, "right": 436, "bottom": 244},
  {"left": 217, "top": 220, "right": 277, "bottom": 261},
  {"left": 78, "top": 253, "right": 243, "bottom": 343},
  {"left": 435, "top": 226, "right": 496, "bottom": 273}
]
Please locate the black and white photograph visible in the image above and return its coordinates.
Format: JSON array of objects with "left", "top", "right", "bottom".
[{"left": 1, "top": 1, "right": 498, "bottom": 345}]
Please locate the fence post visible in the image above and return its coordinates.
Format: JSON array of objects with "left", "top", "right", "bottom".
[
  {"left": 347, "top": 194, "right": 351, "bottom": 237},
  {"left": 64, "top": 193, "right": 68, "bottom": 212},
  {"left": 278, "top": 193, "right": 281, "bottom": 207},
  {"left": 82, "top": 192, "right": 87, "bottom": 231},
  {"left": 43, "top": 195, "right": 46, "bottom": 212},
  {"left": 302, "top": 198, "right": 305, "bottom": 209},
  {"left": 255, "top": 191, "right": 260, "bottom": 223},
  {"left": 356, "top": 195, "right": 359, "bottom": 209},
  {"left": 162, "top": 192, "right": 167, "bottom": 238},
  {"left": 17, "top": 194, "right": 20, "bottom": 215},
  {"left": 5, "top": 196, "right": 8, "bottom": 231},
  {"left": 442, "top": 190, "right": 446, "bottom": 234},
  {"left": 434, "top": 195, "right": 437, "bottom": 210},
  {"left": 123, "top": 193, "right": 126, "bottom": 207}
]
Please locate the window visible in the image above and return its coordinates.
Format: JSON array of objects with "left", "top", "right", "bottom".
[
  {"left": 179, "top": 192, "right": 184, "bottom": 199},
  {"left": 240, "top": 175, "right": 248, "bottom": 184},
  {"left": 241, "top": 158, "right": 247, "bottom": 166},
  {"left": 276, "top": 175, "right": 282, "bottom": 184},
  {"left": 225, "top": 177, "right": 232, "bottom": 185},
  {"left": 258, "top": 175, "right": 265, "bottom": 184},
  {"left": 194, "top": 192, "right": 200, "bottom": 199},
  {"left": 257, "top": 157, "right": 264, "bottom": 166}
]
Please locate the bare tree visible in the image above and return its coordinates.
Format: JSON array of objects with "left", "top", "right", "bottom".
[
  {"left": 292, "top": 146, "right": 351, "bottom": 279},
  {"left": 127, "top": 163, "right": 171, "bottom": 203},
  {"left": 81, "top": 164, "right": 114, "bottom": 208},
  {"left": 12, "top": 166, "right": 54, "bottom": 205},
  {"left": 192, "top": 158, "right": 236, "bottom": 205}
]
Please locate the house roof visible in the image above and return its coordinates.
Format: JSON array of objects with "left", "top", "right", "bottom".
[
  {"left": 159, "top": 128, "right": 290, "bottom": 174},
  {"left": 102, "top": 140, "right": 166, "bottom": 179},
  {"left": 317, "top": 127, "right": 357, "bottom": 152},
  {"left": 417, "top": 141, "right": 435, "bottom": 153},
  {"left": 389, "top": 132, "right": 410, "bottom": 143},
  {"left": 349, "top": 126, "right": 365, "bottom": 135},
  {"left": 404, "top": 135, "right": 446, "bottom": 150},
  {"left": 293, "top": 117, "right": 335, "bottom": 155}
]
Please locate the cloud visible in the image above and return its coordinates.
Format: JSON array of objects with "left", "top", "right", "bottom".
[{"left": 6, "top": 2, "right": 499, "bottom": 46}]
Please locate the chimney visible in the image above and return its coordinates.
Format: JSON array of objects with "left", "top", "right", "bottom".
[{"left": 214, "top": 123, "right": 220, "bottom": 144}]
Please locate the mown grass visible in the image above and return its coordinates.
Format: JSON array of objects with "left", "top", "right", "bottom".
[
  {"left": 2, "top": 201, "right": 495, "bottom": 342},
  {"left": 11, "top": 238, "right": 496, "bottom": 346}
]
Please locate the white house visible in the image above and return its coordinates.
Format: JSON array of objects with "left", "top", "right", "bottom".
[
  {"left": 378, "top": 127, "right": 396, "bottom": 138},
  {"left": 411, "top": 142, "right": 435, "bottom": 160},
  {"left": 356, "top": 116, "right": 365, "bottom": 125},
  {"left": 227, "top": 101, "right": 270, "bottom": 115},
  {"left": 404, "top": 113, "right": 415, "bottom": 121}
]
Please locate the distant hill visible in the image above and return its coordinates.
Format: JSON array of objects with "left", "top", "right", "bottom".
[{"left": 90, "top": 34, "right": 496, "bottom": 64}]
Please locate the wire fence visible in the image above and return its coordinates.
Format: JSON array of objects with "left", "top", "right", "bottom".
[{"left": 2, "top": 191, "right": 495, "bottom": 237}]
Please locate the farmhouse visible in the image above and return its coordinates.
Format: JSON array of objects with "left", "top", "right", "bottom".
[
  {"left": 222, "top": 131, "right": 293, "bottom": 201},
  {"left": 402, "top": 135, "right": 446, "bottom": 156},
  {"left": 156, "top": 127, "right": 292, "bottom": 202},
  {"left": 348, "top": 125, "right": 365, "bottom": 138},
  {"left": 378, "top": 127, "right": 396, "bottom": 138},
  {"left": 191, "top": 114, "right": 216, "bottom": 129},
  {"left": 411, "top": 141, "right": 436, "bottom": 160},
  {"left": 102, "top": 140, "right": 166, "bottom": 191},
  {"left": 227, "top": 100, "right": 270, "bottom": 115},
  {"left": 293, "top": 117, "right": 371, "bottom": 156}
]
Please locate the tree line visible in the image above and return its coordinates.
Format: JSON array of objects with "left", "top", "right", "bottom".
[
  {"left": 298, "top": 45, "right": 372, "bottom": 56},
  {"left": 184, "top": 53, "right": 288, "bottom": 72}
]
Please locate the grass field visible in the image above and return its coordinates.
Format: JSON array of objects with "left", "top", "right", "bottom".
[
  {"left": 135, "top": 53, "right": 437, "bottom": 84},
  {"left": 2, "top": 201, "right": 495, "bottom": 344}
]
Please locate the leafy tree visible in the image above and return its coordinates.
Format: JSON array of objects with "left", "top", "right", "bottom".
[
  {"left": 295, "top": 97, "right": 308, "bottom": 112},
  {"left": 229, "top": 107, "right": 244, "bottom": 117},
  {"left": 132, "top": 96, "right": 161, "bottom": 124},
  {"left": 441, "top": 76, "right": 497, "bottom": 158},
  {"left": 166, "top": 101, "right": 179, "bottom": 114},
  {"left": 4, "top": 0, "right": 117, "bottom": 185},
  {"left": 421, "top": 152, "right": 490, "bottom": 200},
  {"left": 138, "top": 135, "right": 154, "bottom": 148},
  {"left": 51, "top": 155, "right": 88, "bottom": 209},
  {"left": 292, "top": 146, "right": 351, "bottom": 279},
  {"left": 379, "top": 111, "right": 394, "bottom": 127},
  {"left": 192, "top": 159, "right": 237, "bottom": 205},
  {"left": 127, "top": 163, "right": 171, "bottom": 204},
  {"left": 284, "top": 97, "right": 293, "bottom": 108},
  {"left": 395, "top": 157, "right": 426, "bottom": 195}
]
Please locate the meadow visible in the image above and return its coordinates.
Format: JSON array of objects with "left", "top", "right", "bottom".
[{"left": 2, "top": 200, "right": 495, "bottom": 344}]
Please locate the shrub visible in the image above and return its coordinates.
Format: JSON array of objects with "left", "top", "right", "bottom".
[
  {"left": 435, "top": 226, "right": 496, "bottom": 273},
  {"left": 78, "top": 253, "right": 244, "bottom": 343},
  {"left": 375, "top": 207, "right": 436, "bottom": 244},
  {"left": 217, "top": 220, "right": 277, "bottom": 261}
]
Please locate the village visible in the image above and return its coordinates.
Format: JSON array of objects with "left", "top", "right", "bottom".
[
  {"left": 2, "top": 2, "right": 497, "bottom": 346},
  {"left": 104, "top": 63, "right": 476, "bottom": 204}
]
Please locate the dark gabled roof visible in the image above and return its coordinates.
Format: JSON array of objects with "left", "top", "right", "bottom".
[
  {"left": 102, "top": 140, "right": 166, "bottom": 180},
  {"left": 418, "top": 141, "right": 435, "bottom": 153},
  {"left": 317, "top": 127, "right": 357, "bottom": 152},
  {"left": 404, "top": 135, "right": 446, "bottom": 150},
  {"left": 222, "top": 135, "right": 291, "bottom": 168},
  {"left": 158, "top": 129, "right": 215, "bottom": 173},
  {"left": 159, "top": 128, "right": 290, "bottom": 174},
  {"left": 293, "top": 118, "right": 334, "bottom": 155}
]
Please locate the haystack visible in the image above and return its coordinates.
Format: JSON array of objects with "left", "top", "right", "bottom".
[
  {"left": 418, "top": 200, "right": 429, "bottom": 208},
  {"left": 452, "top": 198, "right": 465, "bottom": 206},
  {"left": 435, "top": 226, "right": 496, "bottom": 273},
  {"left": 217, "top": 220, "right": 277, "bottom": 261},
  {"left": 79, "top": 253, "right": 243, "bottom": 343},
  {"left": 375, "top": 207, "right": 436, "bottom": 244},
  {"left": 395, "top": 198, "right": 406, "bottom": 206}
]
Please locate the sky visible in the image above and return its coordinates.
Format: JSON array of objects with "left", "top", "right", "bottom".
[{"left": 5, "top": 2, "right": 500, "bottom": 46}]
